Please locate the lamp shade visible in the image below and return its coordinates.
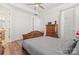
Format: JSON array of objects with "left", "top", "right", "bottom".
[{"left": 76, "top": 31, "right": 79, "bottom": 35}]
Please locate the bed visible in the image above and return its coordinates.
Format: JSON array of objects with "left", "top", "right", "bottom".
[{"left": 22, "top": 36, "right": 76, "bottom": 55}]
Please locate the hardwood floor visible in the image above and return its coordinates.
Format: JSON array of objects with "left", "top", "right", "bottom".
[{"left": 3, "top": 40, "right": 29, "bottom": 55}]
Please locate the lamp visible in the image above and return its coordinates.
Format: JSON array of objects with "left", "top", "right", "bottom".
[
  {"left": 35, "top": 4, "right": 39, "bottom": 8},
  {"left": 75, "top": 31, "right": 79, "bottom": 41},
  {"left": 76, "top": 31, "right": 79, "bottom": 35}
]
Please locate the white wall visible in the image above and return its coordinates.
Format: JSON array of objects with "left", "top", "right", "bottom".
[
  {"left": 75, "top": 6, "right": 79, "bottom": 32},
  {"left": 33, "top": 15, "right": 44, "bottom": 31},
  {"left": 61, "top": 8, "right": 75, "bottom": 39},
  {"left": 10, "top": 9, "right": 33, "bottom": 41},
  {"left": 0, "top": 4, "right": 43, "bottom": 42},
  {"left": 9, "top": 5, "right": 43, "bottom": 41},
  {"left": 39, "top": 3, "right": 79, "bottom": 38}
]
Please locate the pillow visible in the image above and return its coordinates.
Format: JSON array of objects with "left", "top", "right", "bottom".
[
  {"left": 63, "top": 40, "right": 77, "bottom": 54},
  {"left": 61, "top": 39, "right": 77, "bottom": 54},
  {"left": 71, "top": 41, "right": 79, "bottom": 55}
]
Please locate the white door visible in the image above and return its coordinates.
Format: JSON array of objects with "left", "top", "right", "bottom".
[{"left": 61, "top": 8, "right": 75, "bottom": 40}]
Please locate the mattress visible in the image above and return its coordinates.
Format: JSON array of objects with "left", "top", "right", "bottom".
[{"left": 22, "top": 36, "right": 74, "bottom": 55}]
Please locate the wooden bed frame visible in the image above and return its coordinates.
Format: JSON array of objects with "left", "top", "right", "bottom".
[
  {"left": 22, "top": 31, "right": 44, "bottom": 55},
  {"left": 22, "top": 31, "right": 44, "bottom": 40},
  {"left": 22, "top": 22, "right": 58, "bottom": 54}
]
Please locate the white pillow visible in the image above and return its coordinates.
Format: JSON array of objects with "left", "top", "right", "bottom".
[{"left": 71, "top": 41, "right": 79, "bottom": 55}]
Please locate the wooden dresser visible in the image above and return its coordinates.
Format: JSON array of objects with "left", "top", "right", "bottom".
[{"left": 46, "top": 22, "right": 58, "bottom": 38}]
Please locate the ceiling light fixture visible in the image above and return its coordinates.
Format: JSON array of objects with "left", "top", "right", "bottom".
[{"left": 35, "top": 4, "right": 39, "bottom": 8}]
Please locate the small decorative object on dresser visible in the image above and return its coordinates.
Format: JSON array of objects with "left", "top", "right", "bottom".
[
  {"left": 22, "top": 31, "right": 44, "bottom": 40},
  {"left": 48, "top": 22, "right": 52, "bottom": 25},
  {"left": 46, "top": 21, "right": 58, "bottom": 38}
]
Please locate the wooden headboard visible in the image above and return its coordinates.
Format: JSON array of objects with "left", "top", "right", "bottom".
[{"left": 22, "top": 31, "right": 44, "bottom": 40}]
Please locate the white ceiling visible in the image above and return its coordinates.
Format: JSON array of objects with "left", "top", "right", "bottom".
[
  {"left": 8, "top": 3, "right": 63, "bottom": 14},
  {"left": 23, "top": 3, "right": 63, "bottom": 11},
  {"left": 43, "top": 3, "right": 63, "bottom": 9}
]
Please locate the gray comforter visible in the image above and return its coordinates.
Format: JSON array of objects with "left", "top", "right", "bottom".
[{"left": 22, "top": 36, "right": 74, "bottom": 55}]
